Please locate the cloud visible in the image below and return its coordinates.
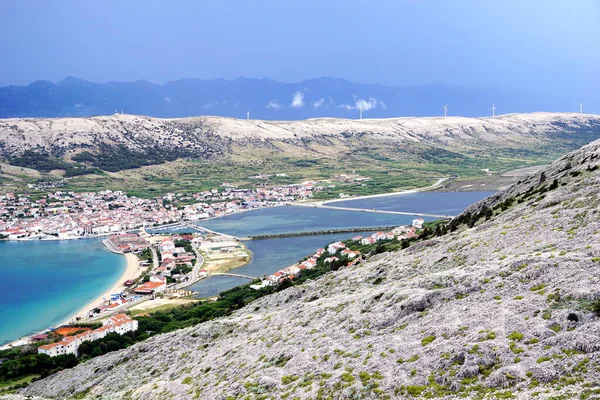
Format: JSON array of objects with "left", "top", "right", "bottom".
[
  {"left": 291, "top": 92, "right": 304, "bottom": 108},
  {"left": 311, "top": 98, "right": 326, "bottom": 109},
  {"left": 339, "top": 96, "right": 384, "bottom": 112},
  {"left": 354, "top": 97, "right": 379, "bottom": 111},
  {"left": 266, "top": 100, "right": 282, "bottom": 110}
]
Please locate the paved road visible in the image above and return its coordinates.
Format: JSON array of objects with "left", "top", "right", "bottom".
[
  {"left": 174, "top": 247, "right": 205, "bottom": 289},
  {"left": 151, "top": 246, "right": 159, "bottom": 269}
]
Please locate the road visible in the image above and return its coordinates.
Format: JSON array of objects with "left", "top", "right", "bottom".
[
  {"left": 174, "top": 247, "right": 205, "bottom": 289},
  {"left": 151, "top": 246, "right": 159, "bottom": 268}
]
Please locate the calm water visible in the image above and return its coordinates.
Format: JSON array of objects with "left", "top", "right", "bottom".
[
  {"left": 197, "top": 206, "right": 424, "bottom": 237},
  {"left": 189, "top": 232, "right": 376, "bottom": 297},
  {"left": 329, "top": 191, "right": 494, "bottom": 215},
  {"left": 0, "top": 239, "right": 125, "bottom": 346}
]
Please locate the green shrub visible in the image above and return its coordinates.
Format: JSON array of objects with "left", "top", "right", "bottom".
[
  {"left": 421, "top": 335, "right": 436, "bottom": 346},
  {"left": 507, "top": 331, "right": 524, "bottom": 341}
]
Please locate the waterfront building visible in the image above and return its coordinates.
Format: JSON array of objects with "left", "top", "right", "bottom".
[{"left": 38, "top": 314, "right": 137, "bottom": 357}]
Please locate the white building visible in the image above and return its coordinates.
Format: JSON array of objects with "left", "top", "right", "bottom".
[
  {"left": 38, "top": 314, "right": 137, "bottom": 357},
  {"left": 412, "top": 218, "right": 424, "bottom": 229}
]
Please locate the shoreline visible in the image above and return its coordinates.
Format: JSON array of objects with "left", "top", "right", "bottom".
[
  {"left": 321, "top": 177, "right": 448, "bottom": 205},
  {"left": 0, "top": 252, "right": 141, "bottom": 350},
  {"left": 59, "top": 253, "right": 141, "bottom": 326}
]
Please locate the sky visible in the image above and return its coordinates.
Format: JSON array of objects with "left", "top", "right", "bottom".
[{"left": 0, "top": 0, "right": 599, "bottom": 95}]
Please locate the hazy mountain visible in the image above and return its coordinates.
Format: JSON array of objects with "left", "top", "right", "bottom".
[
  {"left": 0, "top": 77, "right": 579, "bottom": 120},
  {"left": 15, "top": 136, "right": 600, "bottom": 399}
]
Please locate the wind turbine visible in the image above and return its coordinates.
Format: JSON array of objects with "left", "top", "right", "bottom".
[
  {"left": 443, "top": 105, "right": 448, "bottom": 117},
  {"left": 579, "top": 103, "right": 583, "bottom": 114},
  {"left": 491, "top": 104, "right": 497, "bottom": 117},
  {"left": 359, "top": 108, "right": 363, "bottom": 120}
]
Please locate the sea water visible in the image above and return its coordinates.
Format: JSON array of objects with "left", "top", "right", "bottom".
[{"left": 0, "top": 239, "right": 125, "bottom": 346}]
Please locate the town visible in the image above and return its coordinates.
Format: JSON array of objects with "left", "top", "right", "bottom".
[
  {"left": 17, "top": 222, "right": 424, "bottom": 357},
  {"left": 0, "top": 181, "right": 322, "bottom": 240}
]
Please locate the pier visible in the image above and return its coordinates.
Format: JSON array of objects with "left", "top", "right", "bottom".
[
  {"left": 246, "top": 226, "right": 402, "bottom": 240},
  {"left": 102, "top": 238, "right": 123, "bottom": 254},
  {"left": 210, "top": 272, "right": 258, "bottom": 280}
]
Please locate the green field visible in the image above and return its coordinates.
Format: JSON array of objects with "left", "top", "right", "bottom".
[{"left": 2, "top": 129, "right": 599, "bottom": 197}]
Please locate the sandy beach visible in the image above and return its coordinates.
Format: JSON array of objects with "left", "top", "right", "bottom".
[{"left": 59, "top": 253, "right": 141, "bottom": 326}]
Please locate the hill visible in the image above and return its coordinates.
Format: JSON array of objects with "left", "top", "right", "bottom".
[
  {"left": 0, "top": 77, "right": 566, "bottom": 120},
  {"left": 13, "top": 135, "right": 600, "bottom": 399},
  {"left": 1, "top": 112, "right": 599, "bottom": 196}
]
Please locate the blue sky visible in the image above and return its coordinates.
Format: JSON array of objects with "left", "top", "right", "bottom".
[{"left": 0, "top": 0, "right": 598, "bottom": 94}]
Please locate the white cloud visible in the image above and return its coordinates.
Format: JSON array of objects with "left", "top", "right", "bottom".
[
  {"left": 266, "top": 100, "right": 282, "bottom": 110},
  {"left": 311, "top": 98, "right": 326, "bottom": 109},
  {"left": 339, "top": 96, "right": 383, "bottom": 112},
  {"left": 354, "top": 97, "right": 379, "bottom": 111},
  {"left": 291, "top": 92, "right": 304, "bottom": 108}
]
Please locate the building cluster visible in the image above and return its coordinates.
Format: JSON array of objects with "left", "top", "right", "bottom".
[
  {"left": 153, "top": 236, "right": 196, "bottom": 277},
  {"left": 0, "top": 181, "right": 320, "bottom": 240},
  {"left": 37, "top": 314, "right": 138, "bottom": 357}
]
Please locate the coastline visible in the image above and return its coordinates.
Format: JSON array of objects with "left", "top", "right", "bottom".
[
  {"left": 0, "top": 251, "right": 141, "bottom": 350},
  {"left": 321, "top": 177, "right": 448, "bottom": 205},
  {"left": 59, "top": 253, "right": 141, "bottom": 326}
]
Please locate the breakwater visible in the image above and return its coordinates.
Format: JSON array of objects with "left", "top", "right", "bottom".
[{"left": 246, "top": 226, "right": 400, "bottom": 241}]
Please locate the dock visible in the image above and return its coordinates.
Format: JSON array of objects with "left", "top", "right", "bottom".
[{"left": 102, "top": 238, "right": 123, "bottom": 254}]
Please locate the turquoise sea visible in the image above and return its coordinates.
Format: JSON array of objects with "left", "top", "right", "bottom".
[{"left": 0, "top": 239, "right": 125, "bottom": 346}]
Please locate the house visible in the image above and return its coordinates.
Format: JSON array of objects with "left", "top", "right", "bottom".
[
  {"left": 361, "top": 236, "right": 377, "bottom": 245},
  {"left": 341, "top": 249, "right": 361, "bottom": 259},
  {"left": 103, "top": 313, "right": 138, "bottom": 335},
  {"left": 133, "top": 280, "right": 166, "bottom": 295},
  {"left": 300, "top": 259, "right": 317, "bottom": 269},
  {"left": 31, "top": 333, "right": 49, "bottom": 342},
  {"left": 412, "top": 218, "right": 424, "bottom": 229},
  {"left": 327, "top": 242, "right": 346, "bottom": 255}
]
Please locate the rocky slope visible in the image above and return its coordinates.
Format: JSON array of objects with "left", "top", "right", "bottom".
[
  {"left": 0, "top": 112, "right": 599, "bottom": 160},
  {"left": 12, "top": 139, "right": 600, "bottom": 399}
]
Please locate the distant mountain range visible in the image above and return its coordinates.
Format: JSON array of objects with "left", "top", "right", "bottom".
[{"left": 0, "top": 77, "right": 587, "bottom": 120}]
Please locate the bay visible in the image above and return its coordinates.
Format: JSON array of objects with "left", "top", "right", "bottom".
[{"left": 0, "top": 239, "right": 125, "bottom": 346}]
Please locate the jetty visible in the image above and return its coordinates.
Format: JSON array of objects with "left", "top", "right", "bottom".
[
  {"left": 102, "top": 238, "right": 123, "bottom": 254},
  {"left": 210, "top": 272, "right": 258, "bottom": 280},
  {"left": 246, "top": 226, "right": 402, "bottom": 241}
]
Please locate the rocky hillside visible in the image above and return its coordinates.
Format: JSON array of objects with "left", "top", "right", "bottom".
[
  {"left": 13, "top": 139, "right": 600, "bottom": 399},
  {"left": 0, "top": 112, "right": 599, "bottom": 161}
]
